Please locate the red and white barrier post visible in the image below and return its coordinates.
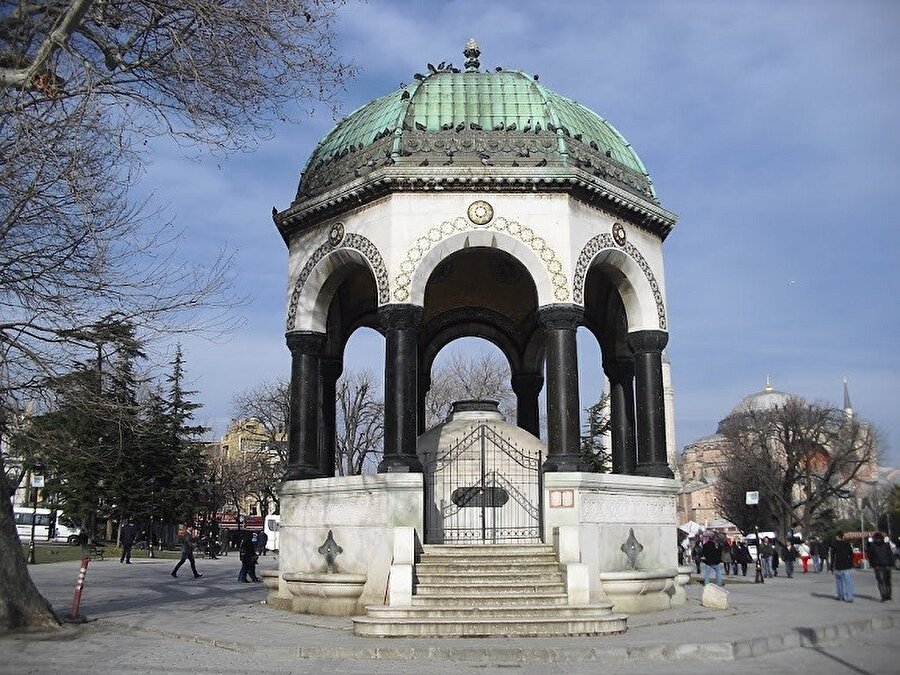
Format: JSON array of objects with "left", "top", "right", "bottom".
[{"left": 69, "top": 556, "right": 91, "bottom": 620}]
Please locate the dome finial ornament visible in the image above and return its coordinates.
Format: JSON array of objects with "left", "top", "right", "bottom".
[
  {"left": 464, "top": 37, "right": 481, "bottom": 72},
  {"left": 765, "top": 375, "right": 772, "bottom": 392}
]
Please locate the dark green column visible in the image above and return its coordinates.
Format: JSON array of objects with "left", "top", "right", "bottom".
[
  {"left": 539, "top": 304, "right": 587, "bottom": 472},
  {"left": 318, "top": 357, "right": 343, "bottom": 479},
  {"left": 379, "top": 304, "right": 424, "bottom": 473},
  {"left": 627, "top": 330, "right": 673, "bottom": 479},
  {"left": 511, "top": 372, "right": 543, "bottom": 438},
  {"left": 603, "top": 358, "right": 637, "bottom": 475},
  {"left": 284, "top": 331, "right": 327, "bottom": 480}
]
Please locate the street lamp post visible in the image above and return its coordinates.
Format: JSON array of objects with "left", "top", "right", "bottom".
[
  {"left": 27, "top": 471, "right": 44, "bottom": 564},
  {"left": 746, "top": 490, "right": 764, "bottom": 584}
]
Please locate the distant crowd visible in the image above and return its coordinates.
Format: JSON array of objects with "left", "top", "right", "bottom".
[{"left": 681, "top": 529, "right": 896, "bottom": 603}]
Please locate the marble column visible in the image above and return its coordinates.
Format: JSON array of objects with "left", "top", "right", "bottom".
[
  {"left": 603, "top": 358, "right": 637, "bottom": 475},
  {"left": 379, "top": 304, "right": 424, "bottom": 473},
  {"left": 511, "top": 372, "right": 543, "bottom": 438},
  {"left": 284, "top": 331, "right": 327, "bottom": 480},
  {"left": 539, "top": 304, "right": 587, "bottom": 472},
  {"left": 417, "top": 371, "right": 431, "bottom": 435},
  {"left": 318, "top": 357, "right": 343, "bottom": 479},
  {"left": 627, "top": 330, "right": 674, "bottom": 479}
]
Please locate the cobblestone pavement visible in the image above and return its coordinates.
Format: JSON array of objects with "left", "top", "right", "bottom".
[{"left": 1, "top": 555, "right": 897, "bottom": 674}]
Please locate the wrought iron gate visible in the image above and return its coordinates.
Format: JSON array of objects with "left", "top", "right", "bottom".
[{"left": 424, "top": 424, "right": 543, "bottom": 544}]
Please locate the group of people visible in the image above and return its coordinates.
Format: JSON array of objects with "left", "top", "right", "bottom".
[
  {"left": 688, "top": 528, "right": 895, "bottom": 604},
  {"left": 169, "top": 525, "right": 269, "bottom": 583}
]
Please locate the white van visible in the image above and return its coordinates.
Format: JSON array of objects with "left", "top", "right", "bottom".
[
  {"left": 13, "top": 506, "right": 52, "bottom": 541},
  {"left": 264, "top": 514, "right": 280, "bottom": 552}
]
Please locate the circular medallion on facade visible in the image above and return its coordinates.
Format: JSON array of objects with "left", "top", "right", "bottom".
[
  {"left": 612, "top": 222, "right": 627, "bottom": 246},
  {"left": 467, "top": 200, "right": 494, "bottom": 226},
  {"left": 328, "top": 222, "right": 345, "bottom": 247}
]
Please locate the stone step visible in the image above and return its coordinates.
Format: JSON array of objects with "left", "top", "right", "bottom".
[
  {"left": 422, "top": 544, "right": 555, "bottom": 558},
  {"left": 411, "top": 592, "right": 570, "bottom": 607},
  {"left": 415, "top": 580, "right": 567, "bottom": 596},
  {"left": 365, "top": 603, "right": 615, "bottom": 620},
  {"left": 415, "top": 560, "right": 561, "bottom": 574},
  {"left": 415, "top": 571, "right": 564, "bottom": 585},
  {"left": 352, "top": 613, "right": 628, "bottom": 638}
]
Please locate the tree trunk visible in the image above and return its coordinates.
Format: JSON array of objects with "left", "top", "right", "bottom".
[{"left": 0, "top": 454, "right": 60, "bottom": 631}]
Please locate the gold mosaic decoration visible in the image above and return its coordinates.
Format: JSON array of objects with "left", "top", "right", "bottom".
[{"left": 393, "top": 211, "right": 569, "bottom": 303}]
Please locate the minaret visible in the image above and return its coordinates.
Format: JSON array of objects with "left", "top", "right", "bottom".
[
  {"left": 843, "top": 377, "right": 854, "bottom": 419},
  {"left": 662, "top": 351, "right": 677, "bottom": 479}
]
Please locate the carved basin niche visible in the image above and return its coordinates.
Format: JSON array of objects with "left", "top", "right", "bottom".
[
  {"left": 597, "top": 528, "right": 684, "bottom": 613},
  {"left": 282, "top": 530, "right": 367, "bottom": 616}
]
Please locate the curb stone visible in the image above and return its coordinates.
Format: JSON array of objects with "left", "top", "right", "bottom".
[{"left": 87, "top": 613, "right": 900, "bottom": 663}]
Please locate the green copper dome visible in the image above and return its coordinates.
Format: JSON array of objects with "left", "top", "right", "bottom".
[{"left": 295, "top": 45, "right": 656, "bottom": 204}]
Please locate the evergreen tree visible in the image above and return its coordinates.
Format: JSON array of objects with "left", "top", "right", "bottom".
[{"left": 579, "top": 394, "right": 611, "bottom": 473}]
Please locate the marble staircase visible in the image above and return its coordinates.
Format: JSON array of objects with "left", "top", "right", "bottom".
[{"left": 352, "top": 543, "right": 627, "bottom": 637}]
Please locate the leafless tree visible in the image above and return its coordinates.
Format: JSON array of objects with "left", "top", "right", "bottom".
[
  {"left": 425, "top": 351, "right": 514, "bottom": 428},
  {"left": 336, "top": 370, "right": 384, "bottom": 476},
  {"left": 717, "top": 397, "right": 880, "bottom": 541},
  {"left": 231, "top": 381, "right": 290, "bottom": 465},
  {"left": 0, "top": 0, "right": 352, "bottom": 631}
]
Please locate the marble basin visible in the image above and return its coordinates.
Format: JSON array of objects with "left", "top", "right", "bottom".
[
  {"left": 283, "top": 571, "right": 367, "bottom": 616},
  {"left": 598, "top": 568, "right": 680, "bottom": 613}
]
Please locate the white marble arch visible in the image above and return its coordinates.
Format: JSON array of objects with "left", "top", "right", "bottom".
[
  {"left": 579, "top": 246, "right": 664, "bottom": 333},
  {"left": 289, "top": 247, "right": 378, "bottom": 333},
  {"left": 406, "top": 229, "right": 557, "bottom": 309}
]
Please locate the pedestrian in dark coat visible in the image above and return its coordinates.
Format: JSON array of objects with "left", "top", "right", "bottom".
[
  {"left": 736, "top": 542, "right": 751, "bottom": 576},
  {"left": 701, "top": 535, "right": 724, "bottom": 586},
  {"left": 119, "top": 520, "right": 136, "bottom": 564},
  {"left": 783, "top": 541, "right": 798, "bottom": 578},
  {"left": 868, "top": 532, "right": 893, "bottom": 602},
  {"left": 171, "top": 525, "right": 202, "bottom": 579},
  {"left": 831, "top": 532, "right": 855, "bottom": 602},
  {"left": 238, "top": 531, "right": 260, "bottom": 583}
]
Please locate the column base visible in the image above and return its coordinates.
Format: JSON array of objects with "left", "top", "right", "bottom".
[
  {"left": 542, "top": 454, "right": 589, "bottom": 473},
  {"left": 633, "top": 462, "right": 675, "bottom": 479},
  {"left": 378, "top": 455, "right": 424, "bottom": 473},
  {"left": 283, "top": 466, "right": 329, "bottom": 481}
]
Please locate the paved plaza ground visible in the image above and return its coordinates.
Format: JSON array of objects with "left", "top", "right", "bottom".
[{"left": 1, "top": 553, "right": 897, "bottom": 674}]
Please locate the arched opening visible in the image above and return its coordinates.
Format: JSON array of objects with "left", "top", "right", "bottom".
[
  {"left": 420, "top": 246, "right": 542, "bottom": 437},
  {"left": 336, "top": 326, "right": 386, "bottom": 476}
]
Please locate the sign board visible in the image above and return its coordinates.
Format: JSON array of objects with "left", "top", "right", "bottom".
[
  {"left": 745, "top": 491, "right": 759, "bottom": 505},
  {"left": 31, "top": 475, "right": 45, "bottom": 488}
]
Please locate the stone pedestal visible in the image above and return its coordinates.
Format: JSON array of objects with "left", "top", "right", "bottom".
[
  {"left": 277, "top": 474, "right": 423, "bottom": 615},
  {"left": 544, "top": 472, "right": 681, "bottom": 608}
]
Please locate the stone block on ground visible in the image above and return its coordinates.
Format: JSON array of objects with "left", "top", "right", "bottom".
[{"left": 701, "top": 583, "right": 729, "bottom": 609}]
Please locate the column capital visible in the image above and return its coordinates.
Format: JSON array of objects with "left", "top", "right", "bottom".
[
  {"left": 320, "top": 356, "right": 344, "bottom": 381},
  {"left": 627, "top": 330, "right": 668, "bottom": 354},
  {"left": 378, "top": 303, "right": 424, "bottom": 330},
  {"left": 285, "top": 331, "right": 326, "bottom": 354},
  {"left": 511, "top": 372, "right": 544, "bottom": 397},
  {"left": 603, "top": 357, "right": 635, "bottom": 383},
  {"left": 538, "top": 303, "right": 584, "bottom": 330}
]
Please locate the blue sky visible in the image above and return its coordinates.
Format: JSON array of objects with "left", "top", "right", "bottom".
[{"left": 141, "top": 0, "right": 900, "bottom": 466}]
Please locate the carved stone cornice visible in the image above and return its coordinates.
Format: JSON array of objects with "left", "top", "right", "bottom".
[
  {"left": 538, "top": 304, "right": 584, "bottom": 331},
  {"left": 626, "top": 330, "right": 669, "bottom": 354},
  {"left": 285, "top": 331, "right": 326, "bottom": 354},
  {"left": 273, "top": 166, "right": 678, "bottom": 245},
  {"left": 378, "top": 304, "right": 424, "bottom": 330}
]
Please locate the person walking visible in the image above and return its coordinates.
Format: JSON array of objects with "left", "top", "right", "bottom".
[
  {"left": 798, "top": 540, "right": 811, "bottom": 573},
  {"left": 701, "top": 534, "right": 724, "bottom": 587},
  {"left": 868, "top": 531, "right": 893, "bottom": 602},
  {"left": 736, "top": 540, "right": 751, "bottom": 576},
  {"left": 783, "top": 541, "right": 798, "bottom": 578},
  {"left": 171, "top": 524, "right": 202, "bottom": 579},
  {"left": 810, "top": 539, "right": 822, "bottom": 573},
  {"left": 692, "top": 539, "right": 702, "bottom": 575},
  {"left": 119, "top": 520, "right": 136, "bottom": 564},
  {"left": 721, "top": 541, "right": 734, "bottom": 577},
  {"left": 238, "top": 531, "right": 260, "bottom": 583},
  {"left": 760, "top": 537, "right": 775, "bottom": 578},
  {"left": 772, "top": 541, "right": 781, "bottom": 577},
  {"left": 831, "top": 531, "right": 854, "bottom": 602}
]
